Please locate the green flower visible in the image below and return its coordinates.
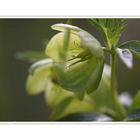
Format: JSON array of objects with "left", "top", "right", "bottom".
[
  {"left": 26, "top": 23, "right": 105, "bottom": 120},
  {"left": 45, "top": 23, "right": 104, "bottom": 95},
  {"left": 26, "top": 59, "right": 95, "bottom": 120}
]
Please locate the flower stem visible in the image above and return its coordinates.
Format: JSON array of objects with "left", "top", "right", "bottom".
[{"left": 110, "top": 52, "right": 127, "bottom": 120}]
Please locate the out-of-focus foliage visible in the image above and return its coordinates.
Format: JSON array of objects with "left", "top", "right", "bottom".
[
  {"left": 128, "top": 90, "right": 140, "bottom": 113},
  {"left": 16, "top": 51, "right": 47, "bottom": 63}
]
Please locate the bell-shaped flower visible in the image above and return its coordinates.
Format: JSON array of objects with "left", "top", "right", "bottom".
[
  {"left": 26, "top": 59, "right": 95, "bottom": 120},
  {"left": 45, "top": 23, "right": 104, "bottom": 94}
]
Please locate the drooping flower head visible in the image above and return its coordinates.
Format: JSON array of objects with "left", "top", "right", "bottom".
[
  {"left": 45, "top": 23, "right": 104, "bottom": 94},
  {"left": 25, "top": 23, "right": 106, "bottom": 120}
]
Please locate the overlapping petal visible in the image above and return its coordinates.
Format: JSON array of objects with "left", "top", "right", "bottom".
[{"left": 45, "top": 23, "right": 104, "bottom": 94}]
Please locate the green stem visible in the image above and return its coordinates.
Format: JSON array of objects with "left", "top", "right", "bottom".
[
  {"left": 110, "top": 52, "right": 126, "bottom": 120},
  {"left": 66, "top": 19, "right": 72, "bottom": 24}
]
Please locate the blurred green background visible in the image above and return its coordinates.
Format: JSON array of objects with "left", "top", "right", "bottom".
[{"left": 0, "top": 19, "right": 140, "bottom": 121}]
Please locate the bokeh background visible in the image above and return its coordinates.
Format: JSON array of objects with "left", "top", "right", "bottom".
[{"left": 0, "top": 19, "right": 140, "bottom": 121}]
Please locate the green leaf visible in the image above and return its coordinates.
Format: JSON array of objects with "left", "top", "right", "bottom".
[
  {"left": 118, "top": 40, "right": 140, "bottom": 59},
  {"left": 45, "top": 23, "right": 104, "bottom": 94},
  {"left": 125, "top": 109, "right": 140, "bottom": 121},
  {"left": 26, "top": 59, "right": 53, "bottom": 95},
  {"left": 16, "top": 51, "right": 47, "bottom": 62},
  {"left": 89, "top": 19, "right": 126, "bottom": 47},
  {"left": 49, "top": 96, "right": 94, "bottom": 121},
  {"left": 128, "top": 90, "right": 140, "bottom": 113},
  {"left": 58, "top": 112, "right": 98, "bottom": 121},
  {"left": 58, "top": 112, "right": 112, "bottom": 121}
]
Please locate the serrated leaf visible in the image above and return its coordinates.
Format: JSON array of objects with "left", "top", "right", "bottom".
[
  {"left": 128, "top": 90, "right": 140, "bottom": 113},
  {"left": 118, "top": 40, "right": 140, "bottom": 59},
  {"left": 117, "top": 48, "right": 133, "bottom": 69},
  {"left": 89, "top": 19, "right": 126, "bottom": 47}
]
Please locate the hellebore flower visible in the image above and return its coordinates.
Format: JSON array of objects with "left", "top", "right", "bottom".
[
  {"left": 26, "top": 59, "right": 95, "bottom": 120},
  {"left": 25, "top": 22, "right": 106, "bottom": 119},
  {"left": 25, "top": 58, "right": 110, "bottom": 121},
  {"left": 45, "top": 23, "right": 104, "bottom": 95}
]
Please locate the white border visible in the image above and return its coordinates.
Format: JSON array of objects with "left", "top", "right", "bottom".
[
  {"left": 0, "top": 16, "right": 139, "bottom": 18},
  {"left": 0, "top": 0, "right": 140, "bottom": 17},
  {"left": 0, "top": 122, "right": 140, "bottom": 140},
  {"left": 0, "top": 0, "right": 140, "bottom": 139}
]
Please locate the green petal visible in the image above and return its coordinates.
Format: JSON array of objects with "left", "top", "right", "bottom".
[
  {"left": 47, "top": 23, "right": 104, "bottom": 60},
  {"left": 44, "top": 79, "right": 74, "bottom": 108},
  {"left": 45, "top": 32, "right": 84, "bottom": 63},
  {"left": 88, "top": 64, "right": 117, "bottom": 119},
  {"left": 78, "top": 29, "right": 104, "bottom": 59},
  {"left": 45, "top": 24, "right": 104, "bottom": 94},
  {"left": 26, "top": 59, "right": 53, "bottom": 95},
  {"left": 54, "top": 56, "right": 104, "bottom": 94}
]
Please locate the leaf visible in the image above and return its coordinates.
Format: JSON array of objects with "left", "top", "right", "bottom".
[
  {"left": 58, "top": 112, "right": 113, "bottom": 121},
  {"left": 89, "top": 19, "right": 126, "bottom": 47},
  {"left": 128, "top": 90, "right": 140, "bottom": 113},
  {"left": 16, "top": 51, "right": 47, "bottom": 62},
  {"left": 26, "top": 59, "right": 53, "bottom": 95},
  {"left": 118, "top": 40, "right": 140, "bottom": 59},
  {"left": 117, "top": 48, "right": 133, "bottom": 69},
  {"left": 125, "top": 109, "right": 140, "bottom": 121},
  {"left": 45, "top": 23, "right": 104, "bottom": 94},
  {"left": 49, "top": 96, "right": 95, "bottom": 121}
]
